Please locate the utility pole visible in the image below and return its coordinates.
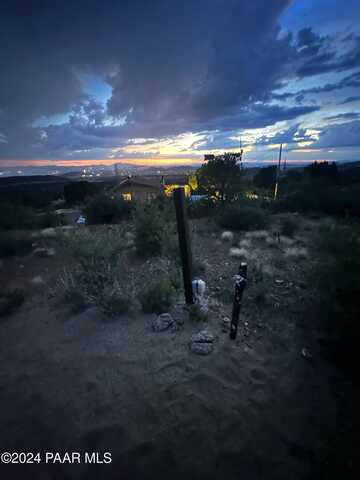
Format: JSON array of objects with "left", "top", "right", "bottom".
[{"left": 273, "top": 143, "right": 282, "bottom": 200}]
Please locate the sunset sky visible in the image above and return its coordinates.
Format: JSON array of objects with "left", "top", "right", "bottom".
[{"left": 1, "top": 0, "right": 360, "bottom": 168}]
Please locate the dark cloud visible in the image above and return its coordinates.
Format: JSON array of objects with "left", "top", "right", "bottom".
[
  {"left": 0, "top": 0, "right": 359, "bottom": 161},
  {"left": 340, "top": 96, "right": 360, "bottom": 104},
  {"left": 311, "top": 120, "right": 360, "bottom": 148},
  {"left": 296, "top": 29, "right": 360, "bottom": 77}
]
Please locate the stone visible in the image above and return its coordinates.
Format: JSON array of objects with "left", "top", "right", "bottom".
[
  {"left": 190, "top": 330, "right": 215, "bottom": 355},
  {"left": 33, "top": 247, "right": 55, "bottom": 257},
  {"left": 31, "top": 276, "right": 45, "bottom": 285},
  {"left": 41, "top": 227, "right": 57, "bottom": 238},
  {"left": 221, "top": 231, "right": 234, "bottom": 242},
  {"left": 229, "top": 247, "right": 246, "bottom": 258},
  {"left": 152, "top": 313, "right": 174, "bottom": 332}
]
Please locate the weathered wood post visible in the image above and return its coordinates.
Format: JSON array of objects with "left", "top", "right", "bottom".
[
  {"left": 174, "top": 187, "right": 194, "bottom": 305},
  {"left": 230, "top": 262, "right": 247, "bottom": 340}
]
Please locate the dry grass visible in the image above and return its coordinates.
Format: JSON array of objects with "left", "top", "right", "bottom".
[
  {"left": 244, "top": 230, "right": 269, "bottom": 240},
  {"left": 284, "top": 247, "right": 308, "bottom": 259}
]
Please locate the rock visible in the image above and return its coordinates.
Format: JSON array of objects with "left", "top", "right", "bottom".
[
  {"left": 41, "top": 227, "right": 57, "bottom": 238},
  {"left": 57, "top": 225, "right": 76, "bottom": 235},
  {"left": 221, "top": 231, "right": 234, "bottom": 242},
  {"left": 31, "top": 276, "right": 45, "bottom": 285},
  {"left": 275, "top": 279, "right": 284, "bottom": 285},
  {"left": 152, "top": 313, "right": 174, "bottom": 332},
  {"left": 33, "top": 247, "right": 55, "bottom": 257},
  {"left": 190, "top": 330, "right": 215, "bottom": 355},
  {"left": 229, "top": 247, "right": 246, "bottom": 258}
]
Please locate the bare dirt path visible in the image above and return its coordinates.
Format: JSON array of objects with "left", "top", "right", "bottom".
[{"left": 0, "top": 222, "right": 354, "bottom": 479}]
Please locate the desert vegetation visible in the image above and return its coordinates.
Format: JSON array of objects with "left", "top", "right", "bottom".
[{"left": 0, "top": 159, "right": 358, "bottom": 479}]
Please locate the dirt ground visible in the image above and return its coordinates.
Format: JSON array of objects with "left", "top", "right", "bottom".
[{"left": 0, "top": 218, "right": 355, "bottom": 479}]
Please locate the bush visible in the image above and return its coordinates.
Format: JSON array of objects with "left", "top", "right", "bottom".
[
  {"left": 84, "top": 193, "right": 132, "bottom": 224},
  {"left": 64, "top": 181, "right": 100, "bottom": 205},
  {"left": 278, "top": 214, "right": 299, "bottom": 237},
  {"left": 0, "top": 202, "right": 38, "bottom": 230},
  {"left": 310, "top": 221, "right": 360, "bottom": 367},
  {"left": 0, "top": 289, "right": 27, "bottom": 317},
  {"left": 188, "top": 302, "right": 208, "bottom": 322},
  {"left": 219, "top": 205, "right": 269, "bottom": 231},
  {"left": 101, "top": 284, "right": 131, "bottom": 317},
  {"left": 187, "top": 197, "right": 217, "bottom": 219},
  {"left": 0, "top": 232, "right": 33, "bottom": 258},
  {"left": 140, "top": 278, "right": 176, "bottom": 314},
  {"left": 60, "top": 230, "right": 130, "bottom": 313},
  {"left": 134, "top": 203, "right": 166, "bottom": 257}
]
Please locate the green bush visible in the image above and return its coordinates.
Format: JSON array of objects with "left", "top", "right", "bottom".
[
  {"left": 140, "top": 278, "right": 176, "bottom": 314},
  {"left": 101, "top": 285, "right": 131, "bottom": 317},
  {"left": 61, "top": 230, "right": 129, "bottom": 312},
  {"left": 0, "top": 232, "right": 33, "bottom": 258},
  {"left": 188, "top": 302, "right": 208, "bottom": 322},
  {"left": 84, "top": 193, "right": 132, "bottom": 224},
  {"left": 134, "top": 204, "right": 166, "bottom": 257},
  {"left": 219, "top": 205, "right": 269, "bottom": 231},
  {"left": 0, "top": 289, "right": 27, "bottom": 317},
  {"left": 310, "top": 221, "right": 360, "bottom": 366}
]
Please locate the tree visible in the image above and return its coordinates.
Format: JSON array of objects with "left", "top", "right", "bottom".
[
  {"left": 305, "top": 161, "right": 339, "bottom": 184},
  {"left": 196, "top": 153, "right": 243, "bottom": 202},
  {"left": 253, "top": 166, "right": 277, "bottom": 190}
]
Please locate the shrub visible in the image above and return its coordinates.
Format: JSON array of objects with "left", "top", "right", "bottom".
[
  {"left": 140, "top": 278, "right": 176, "bottom": 314},
  {"left": 188, "top": 302, "right": 208, "bottom": 322},
  {"left": 84, "top": 193, "right": 132, "bottom": 224},
  {"left": 60, "top": 230, "right": 130, "bottom": 313},
  {"left": 278, "top": 214, "right": 299, "bottom": 237},
  {"left": 134, "top": 204, "right": 166, "bottom": 257},
  {"left": 310, "top": 221, "right": 360, "bottom": 367},
  {"left": 188, "top": 197, "right": 216, "bottom": 219},
  {"left": 64, "top": 181, "right": 100, "bottom": 205},
  {"left": 0, "top": 232, "right": 33, "bottom": 258},
  {"left": 0, "top": 202, "right": 38, "bottom": 230},
  {"left": 219, "top": 205, "right": 269, "bottom": 231},
  {"left": 0, "top": 289, "right": 27, "bottom": 317},
  {"left": 100, "top": 284, "right": 131, "bottom": 317},
  {"left": 37, "top": 210, "right": 63, "bottom": 229}
]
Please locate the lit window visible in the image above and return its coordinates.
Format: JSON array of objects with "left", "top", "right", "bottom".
[{"left": 122, "top": 193, "right": 132, "bottom": 201}]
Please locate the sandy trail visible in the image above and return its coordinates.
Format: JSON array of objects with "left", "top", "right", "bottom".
[{"left": 0, "top": 285, "right": 349, "bottom": 480}]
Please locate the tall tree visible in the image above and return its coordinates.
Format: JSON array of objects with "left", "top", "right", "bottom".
[{"left": 197, "top": 153, "right": 243, "bottom": 202}]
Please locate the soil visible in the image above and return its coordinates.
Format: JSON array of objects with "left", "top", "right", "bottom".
[{"left": 0, "top": 218, "right": 355, "bottom": 479}]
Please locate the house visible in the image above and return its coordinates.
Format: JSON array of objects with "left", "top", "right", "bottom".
[{"left": 112, "top": 175, "right": 191, "bottom": 202}]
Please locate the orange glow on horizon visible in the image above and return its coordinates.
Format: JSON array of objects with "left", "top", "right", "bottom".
[{"left": 0, "top": 157, "right": 201, "bottom": 168}]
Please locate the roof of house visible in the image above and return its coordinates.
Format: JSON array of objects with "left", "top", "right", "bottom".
[{"left": 114, "top": 174, "right": 189, "bottom": 190}]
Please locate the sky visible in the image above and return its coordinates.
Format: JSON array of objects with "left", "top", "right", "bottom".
[{"left": 0, "top": 0, "right": 359, "bottom": 168}]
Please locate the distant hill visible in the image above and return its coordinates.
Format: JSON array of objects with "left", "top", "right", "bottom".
[{"left": 0, "top": 175, "right": 71, "bottom": 186}]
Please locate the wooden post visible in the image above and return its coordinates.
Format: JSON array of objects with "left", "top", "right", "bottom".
[
  {"left": 174, "top": 187, "right": 194, "bottom": 305},
  {"left": 229, "top": 262, "right": 247, "bottom": 340}
]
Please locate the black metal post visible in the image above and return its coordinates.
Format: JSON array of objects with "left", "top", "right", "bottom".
[
  {"left": 230, "top": 262, "right": 247, "bottom": 340},
  {"left": 174, "top": 187, "right": 194, "bottom": 305}
]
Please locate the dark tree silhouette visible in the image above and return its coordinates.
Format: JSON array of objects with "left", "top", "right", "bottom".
[{"left": 197, "top": 153, "right": 243, "bottom": 202}]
